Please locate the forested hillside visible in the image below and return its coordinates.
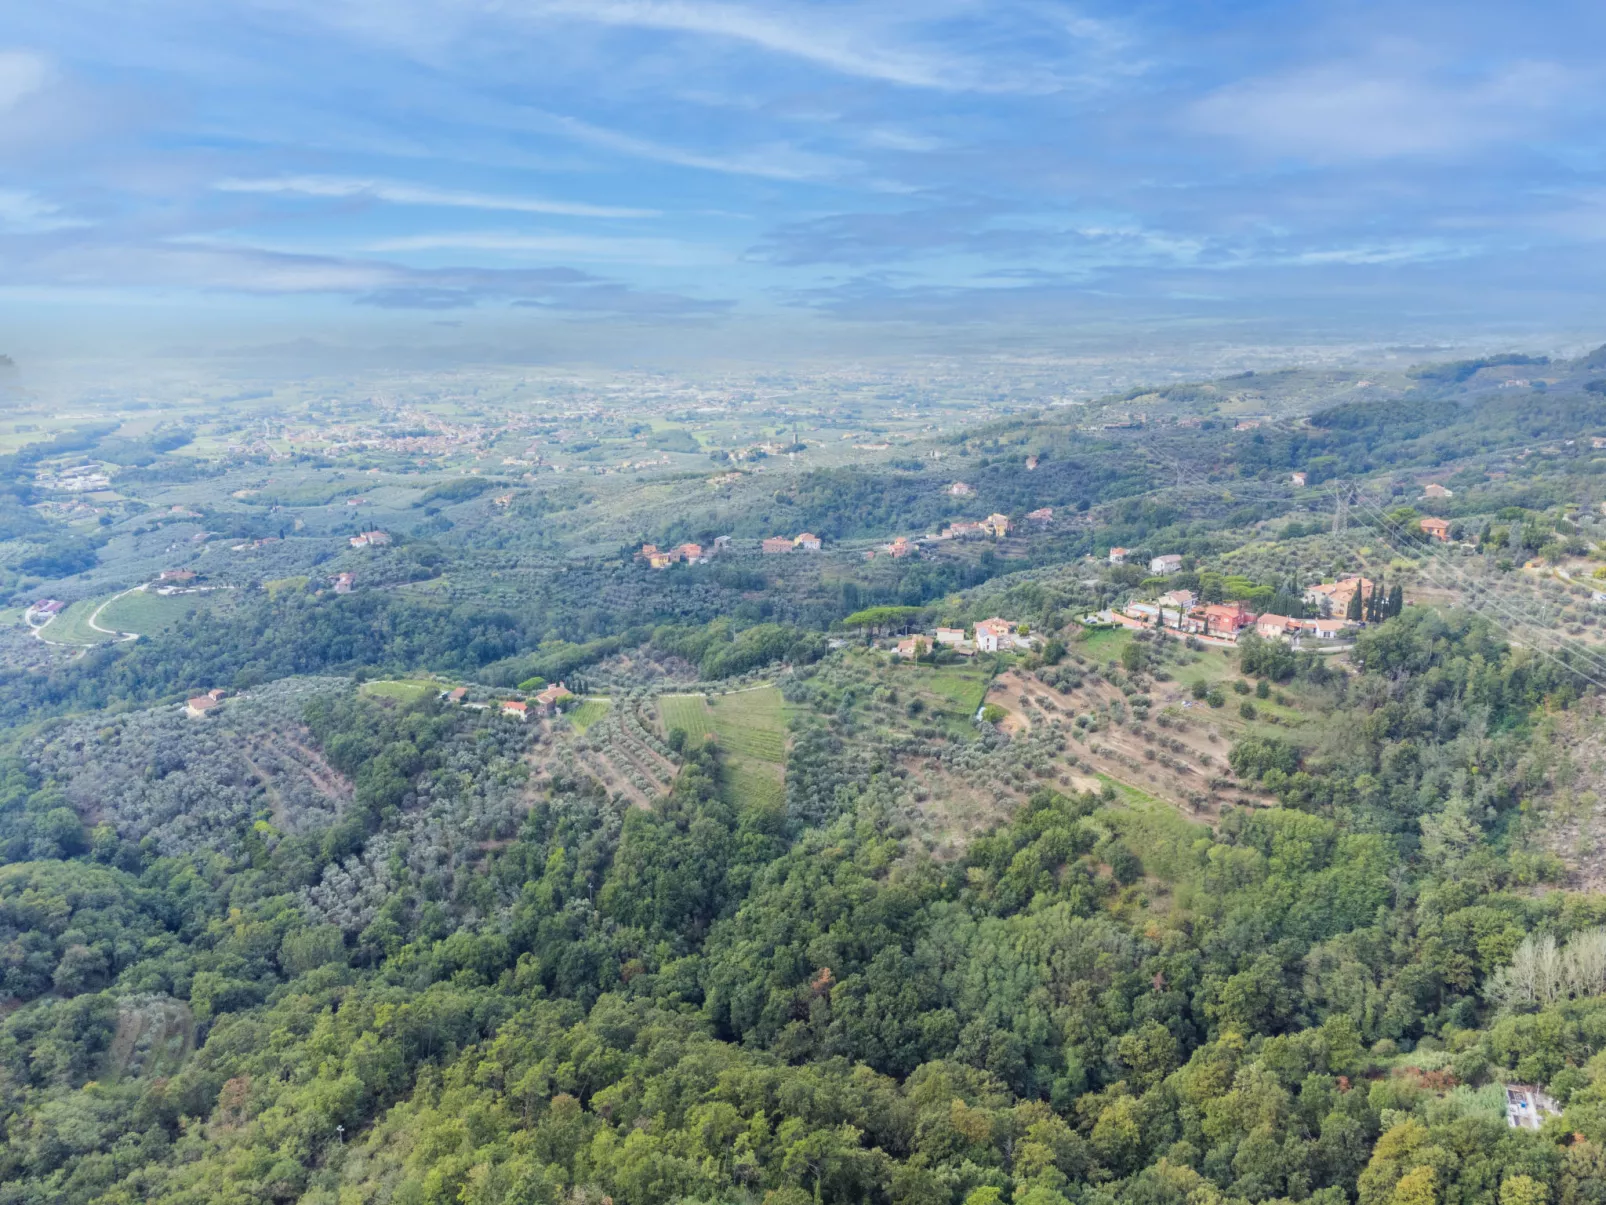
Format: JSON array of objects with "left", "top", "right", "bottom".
[
  {"left": 0, "top": 599, "right": 1599, "bottom": 1205},
  {"left": 1, "top": 348, "right": 1606, "bottom": 1205}
]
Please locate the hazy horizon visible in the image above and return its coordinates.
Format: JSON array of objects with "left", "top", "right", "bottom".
[{"left": 4, "top": 0, "right": 1606, "bottom": 368}]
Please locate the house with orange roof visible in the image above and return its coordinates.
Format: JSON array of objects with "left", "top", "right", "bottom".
[
  {"left": 535, "top": 683, "right": 575, "bottom": 715},
  {"left": 974, "top": 617, "right": 1014, "bottom": 653},
  {"left": 1419, "top": 517, "right": 1451, "bottom": 542},
  {"left": 1197, "top": 602, "right": 1257, "bottom": 638}
]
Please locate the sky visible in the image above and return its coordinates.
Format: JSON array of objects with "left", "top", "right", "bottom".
[{"left": 3, "top": 0, "right": 1606, "bottom": 363}]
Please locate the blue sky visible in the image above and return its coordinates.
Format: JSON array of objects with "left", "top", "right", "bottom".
[{"left": 3, "top": 0, "right": 1605, "bottom": 357}]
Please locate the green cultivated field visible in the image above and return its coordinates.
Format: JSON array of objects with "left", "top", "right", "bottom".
[
  {"left": 918, "top": 666, "right": 992, "bottom": 717},
  {"left": 659, "top": 687, "right": 788, "bottom": 810},
  {"left": 97, "top": 589, "right": 201, "bottom": 636},
  {"left": 658, "top": 694, "right": 716, "bottom": 743},
  {"left": 567, "top": 698, "right": 609, "bottom": 733},
  {"left": 360, "top": 679, "right": 440, "bottom": 704},
  {"left": 41, "top": 600, "right": 113, "bottom": 646},
  {"left": 709, "top": 687, "right": 788, "bottom": 760}
]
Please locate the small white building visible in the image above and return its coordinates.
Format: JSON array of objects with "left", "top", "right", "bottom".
[
  {"left": 1149, "top": 554, "right": 1183, "bottom": 574},
  {"left": 1109, "top": 547, "right": 1129, "bottom": 565}
]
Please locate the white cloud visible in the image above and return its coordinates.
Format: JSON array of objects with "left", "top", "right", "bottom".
[
  {"left": 526, "top": 0, "right": 967, "bottom": 90},
  {"left": 0, "top": 50, "right": 49, "bottom": 113},
  {"left": 366, "top": 230, "right": 721, "bottom": 265},
  {"left": 213, "top": 174, "right": 657, "bottom": 218},
  {"left": 546, "top": 113, "right": 850, "bottom": 180},
  {"left": 1190, "top": 56, "right": 1574, "bottom": 162},
  {"left": 0, "top": 189, "right": 90, "bottom": 233}
]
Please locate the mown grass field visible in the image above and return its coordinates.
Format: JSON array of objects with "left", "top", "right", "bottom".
[
  {"left": 1077, "top": 626, "right": 1135, "bottom": 661},
  {"left": 918, "top": 666, "right": 992, "bottom": 718},
  {"left": 98, "top": 589, "right": 200, "bottom": 636},
  {"left": 708, "top": 688, "right": 788, "bottom": 761},
  {"left": 43, "top": 600, "right": 113, "bottom": 646},
  {"left": 659, "top": 687, "right": 789, "bottom": 811},
  {"left": 264, "top": 576, "right": 309, "bottom": 598},
  {"left": 658, "top": 694, "right": 715, "bottom": 743},
  {"left": 360, "top": 679, "right": 440, "bottom": 704},
  {"left": 567, "top": 698, "right": 610, "bottom": 733}
]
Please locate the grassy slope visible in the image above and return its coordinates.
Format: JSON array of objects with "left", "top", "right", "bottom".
[{"left": 660, "top": 687, "right": 789, "bottom": 810}]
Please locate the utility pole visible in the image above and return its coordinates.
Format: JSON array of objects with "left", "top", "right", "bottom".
[{"left": 1332, "top": 484, "right": 1348, "bottom": 534}]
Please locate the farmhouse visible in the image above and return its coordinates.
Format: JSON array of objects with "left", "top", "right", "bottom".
[
  {"left": 1149, "top": 554, "right": 1183, "bottom": 574},
  {"left": 185, "top": 689, "right": 226, "bottom": 719},
  {"left": 1197, "top": 602, "right": 1257, "bottom": 638},
  {"left": 974, "top": 617, "right": 1014, "bottom": 653},
  {"left": 761, "top": 536, "right": 793, "bottom": 554},
  {"left": 982, "top": 513, "right": 1012, "bottom": 537},
  {"left": 1419, "top": 517, "right": 1452, "bottom": 542},
  {"left": 1254, "top": 614, "right": 1301, "bottom": 640},
  {"left": 1304, "top": 575, "right": 1374, "bottom": 617},
  {"left": 1026, "top": 507, "right": 1053, "bottom": 525},
  {"left": 1108, "top": 547, "right": 1129, "bottom": 565},
  {"left": 535, "top": 683, "right": 575, "bottom": 714},
  {"left": 501, "top": 700, "right": 529, "bottom": 720},
  {"left": 793, "top": 533, "right": 822, "bottom": 551}
]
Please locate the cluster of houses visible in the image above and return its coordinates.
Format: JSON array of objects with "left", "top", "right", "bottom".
[
  {"left": 871, "top": 507, "right": 1052, "bottom": 562},
  {"left": 1117, "top": 574, "right": 1379, "bottom": 646},
  {"left": 941, "top": 513, "right": 1013, "bottom": 540},
  {"left": 497, "top": 682, "right": 574, "bottom": 720},
  {"left": 349, "top": 530, "right": 391, "bottom": 549},
  {"left": 37, "top": 462, "right": 112, "bottom": 493},
  {"left": 641, "top": 541, "right": 709, "bottom": 568},
  {"left": 891, "top": 616, "right": 1035, "bottom": 658},
  {"left": 763, "top": 533, "right": 822, "bottom": 553},
  {"left": 639, "top": 532, "right": 828, "bottom": 566},
  {"left": 638, "top": 535, "right": 736, "bottom": 567},
  {"left": 435, "top": 681, "right": 576, "bottom": 719}
]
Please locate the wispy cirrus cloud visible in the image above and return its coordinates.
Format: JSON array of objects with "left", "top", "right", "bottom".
[
  {"left": 0, "top": 49, "right": 49, "bottom": 112},
  {"left": 0, "top": 234, "right": 730, "bottom": 315},
  {"left": 214, "top": 174, "right": 658, "bottom": 218},
  {"left": 543, "top": 112, "right": 850, "bottom": 181},
  {"left": 366, "top": 230, "right": 721, "bottom": 266},
  {"left": 528, "top": 0, "right": 967, "bottom": 90},
  {"left": 1190, "top": 52, "right": 1578, "bottom": 162},
  {"left": 0, "top": 189, "right": 90, "bottom": 233}
]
